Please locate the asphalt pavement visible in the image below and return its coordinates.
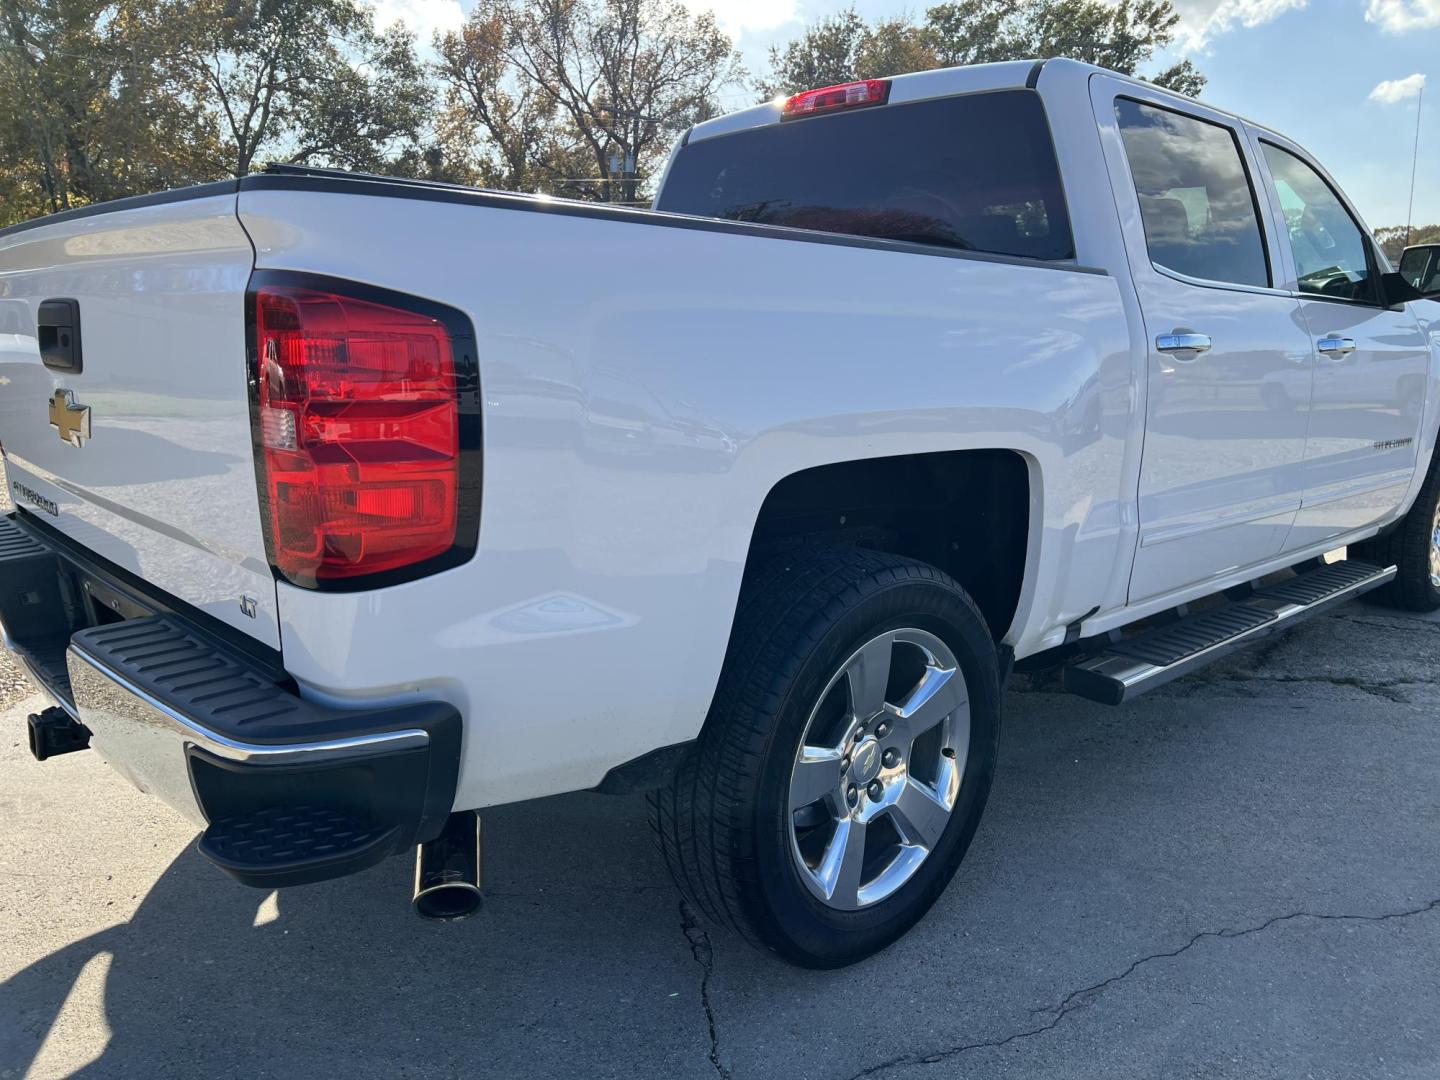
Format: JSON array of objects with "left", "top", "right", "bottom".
[{"left": 2, "top": 571, "right": 1440, "bottom": 1078}]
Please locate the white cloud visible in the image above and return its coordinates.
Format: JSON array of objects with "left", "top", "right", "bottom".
[
  {"left": 683, "top": 0, "right": 801, "bottom": 40},
  {"left": 367, "top": 0, "right": 465, "bottom": 49},
  {"left": 1170, "top": 0, "right": 1309, "bottom": 50},
  {"left": 1366, "top": 0, "right": 1440, "bottom": 32},
  {"left": 1370, "top": 72, "right": 1427, "bottom": 103}
]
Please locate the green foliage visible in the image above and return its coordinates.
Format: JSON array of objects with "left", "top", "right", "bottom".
[
  {"left": 164, "top": 0, "right": 432, "bottom": 176},
  {"left": 0, "top": 0, "right": 739, "bottom": 224},
  {"left": 0, "top": 0, "right": 431, "bottom": 226},
  {"left": 762, "top": 0, "right": 1206, "bottom": 101},
  {"left": 436, "top": 0, "right": 740, "bottom": 201},
  {"left": 2, "top": 0, "right": 1209, "bottom": 227},
  {"left": 0, "top": 0, "right": 222, "bottom": 221},
  {"left": 1376, "top": 224, "right": 1440, "bottom": 262},
  {"left": 757, "top": 11, "right": 937, "bottom": 99}
]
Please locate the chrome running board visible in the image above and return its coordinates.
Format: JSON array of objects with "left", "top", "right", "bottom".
[{"left": 1063, "top": 560, "right": 1396, "bottom": 705}]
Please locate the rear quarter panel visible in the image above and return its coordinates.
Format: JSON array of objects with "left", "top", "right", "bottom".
[{"left": 239, "top": 187, "right": 1136, "bottom": 808}]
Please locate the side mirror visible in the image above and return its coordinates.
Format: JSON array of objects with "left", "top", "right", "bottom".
[{"left": 1381, "top": 270, "right": 1428, "bottom": 309}]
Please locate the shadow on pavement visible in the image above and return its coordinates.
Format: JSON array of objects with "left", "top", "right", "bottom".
[
  {"left": 5, "top": 607, "right": 1440, "bottom": 1079},
  {"left": 1, "top": 791, "right": 726, "bottom": 1079}
]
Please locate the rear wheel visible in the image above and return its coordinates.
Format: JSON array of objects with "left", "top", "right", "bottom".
[
  {"left": 1354, "top": 447, "right": 1440, "bottom": 612},
  {"left": 649, "top": 548, "right": 1001, "bottom": 967}
]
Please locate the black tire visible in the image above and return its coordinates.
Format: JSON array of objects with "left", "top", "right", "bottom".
[
  {"left": 648, "top": 547, "right": 1001, "bottom": 968},
  {"left": 1353, "top": 447, "right": 1440, "bottom": 612}
]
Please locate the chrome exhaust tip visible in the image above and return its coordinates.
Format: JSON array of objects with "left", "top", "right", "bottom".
[{"left": 413, "top": 809, "right": 484, "bottom": 921}]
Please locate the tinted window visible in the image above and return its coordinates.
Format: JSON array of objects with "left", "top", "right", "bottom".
[
  {"left": 1400, "top": 246, "right": 1438, "bottom": 292},
  {"left": 1261, "top": 143, "right": 1376, "bottom": 303},
  {"left": 656, "top": 90, "right": 1074, "bottom": 261},
  {"left": 1114, "top": 99, "right": 1270, "bottom": 288},
  {"left": 1400, "top": 247, "right": 1430, "bottom": 287}
]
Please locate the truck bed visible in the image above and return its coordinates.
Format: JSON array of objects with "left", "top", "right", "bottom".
[{"left": 2, "top": 165, "right": 1134, "bottom": 807}]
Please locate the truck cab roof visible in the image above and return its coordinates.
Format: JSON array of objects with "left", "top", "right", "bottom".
[{"left": 684, "top": 58, "right": 1210, "bottom": 146}]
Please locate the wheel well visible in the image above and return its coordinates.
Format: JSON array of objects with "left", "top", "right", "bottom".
[{"left": 746, "top": 450, "right": 1031, "bottom": 638}]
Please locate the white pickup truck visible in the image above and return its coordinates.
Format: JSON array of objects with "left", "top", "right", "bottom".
[{"left": 2, "top": 58, "right": 1437, "bottom": 967}]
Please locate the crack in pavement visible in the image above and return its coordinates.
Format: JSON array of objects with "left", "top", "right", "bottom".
[
  {"left": 680, "top": 900, "right": 731, "bottom": 1080},
  {"left": 1173, "top": 611, "right": 1440, "bottom": 701},
  {"left": 1193, "top": 671, "right": 1420, "bottom": 703},
  {"left": 1243, "top": 627, "right": 1298, "bottom": 669},
  {"left": 843, "top": 898, "right": 1440, "bottom": 1080},
  {"left": 1163, "top": 664, "right": 1440, "bottom": 703},
  {"left": 1329, "top": 611, "right": 1440, "bottom": 634}
]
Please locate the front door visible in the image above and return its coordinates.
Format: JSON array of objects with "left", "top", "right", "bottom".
[
  {"left": 1249, "top": 135, "right": 1431, "bottom": 549},
  {"left": 1092, "top": 78, "right": 1316, "bottom": 603}
]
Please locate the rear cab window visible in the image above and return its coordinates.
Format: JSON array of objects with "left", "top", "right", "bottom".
[{"left": 655, "top": 89, "right": 1075, "bottom": 262}]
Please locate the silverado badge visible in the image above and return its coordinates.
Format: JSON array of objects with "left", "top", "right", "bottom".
[{"left": 48, "top": 389, "right": 91, "bottom": 448}]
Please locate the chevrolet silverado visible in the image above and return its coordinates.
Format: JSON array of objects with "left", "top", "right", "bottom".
[{"left": 1, "top": 58, "right": 1437, "bottom": 967}]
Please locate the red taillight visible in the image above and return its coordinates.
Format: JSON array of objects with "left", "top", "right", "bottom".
[
  {"left": 782, "top": 79, "right": 890, "bottom": 120},
  {"left": 251, "top": 283, "right": 464, "bottom": 585}
]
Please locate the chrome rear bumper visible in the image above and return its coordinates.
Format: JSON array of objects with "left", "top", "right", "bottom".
[
  {"left": 66, "top": 637, "right": 433, "bottom": 825},
  {"left": 2, "top": 512, "right": 462, "bottom": 887}
]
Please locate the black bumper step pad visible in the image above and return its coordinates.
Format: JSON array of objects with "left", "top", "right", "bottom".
[
  {"left": 0, "top": 516, "right": 52, "bottom": 563},
  {"left": 12, "top": 633, "right": 75, "bottom": 702},
  {"left": 0, "top": 517, "right": 75, "bottom": 705},
  {"left": 73, "top": 617, "right": 305, "bottom": 734},
  {"left": 200, "top": 805, "right": 400, "bottom": 888}
]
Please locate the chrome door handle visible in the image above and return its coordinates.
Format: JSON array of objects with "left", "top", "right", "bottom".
[
  {"left": 1156, "top": 332, "right": 1212, "bottom": 355},
  {"left": 1317, "top": 336, "right": 1356, "bottom": 356}
]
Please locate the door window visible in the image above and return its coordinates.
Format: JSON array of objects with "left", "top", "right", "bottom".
[
  {"left": 1114, "top": 99, "right": 1270, "bottom": 288},
  {"left": 1260, "top": 143, "right": 1377, "bottom": 303}
]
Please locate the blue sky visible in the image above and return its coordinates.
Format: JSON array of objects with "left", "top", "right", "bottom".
[{"left": 377, "top": 0, "right": 1437, "bottom": 226}]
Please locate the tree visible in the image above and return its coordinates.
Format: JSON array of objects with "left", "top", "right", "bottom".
[
  {"left": 758, "top": 11, "right": 938, "bottom": 99},
  {"left": 165, "top": 0, "right": 432, "bottom": 177},
  {"left": 437, "top": 0, "right": 741, "bottom": 202},
  {"left": 926, "top": 0, "right": 1205, "bottom": 95},
  {"left": 0, "top": 0, "right": 436, "bottom": 228},
  {"left": 1376, "top": 224, "right": 1440, "bottom": 262},
  {"left": 0, "top": 0, "right": 221, "bottom": 222},
  {"left": 762, "top": 0, "right": 1205, "bottom": 101},
  {"left": 860, "top": 15, "right": 943, "bottom": 88},
  {"left": 434, "top": 4, "right": 591, "bottom": 193}
]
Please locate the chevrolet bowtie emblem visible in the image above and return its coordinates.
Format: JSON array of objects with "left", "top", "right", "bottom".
[{"left": 48, "top": 389, "right": 91, "bottom": 448}]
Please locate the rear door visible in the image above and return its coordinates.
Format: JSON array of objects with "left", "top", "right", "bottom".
[
  {"left": 1091, "top": 76, "right": 1316, "bottom": 602},
  {"left": 1247, "top": 133, "right": 1431, "bottom": 548},
  {"left": 0, "top": 190, "right": 279, "bottom": 647}
]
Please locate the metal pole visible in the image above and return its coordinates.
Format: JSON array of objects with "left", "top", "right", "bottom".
[{"left": 1405, "top": 83, "right": 1424, "bottom": 247}]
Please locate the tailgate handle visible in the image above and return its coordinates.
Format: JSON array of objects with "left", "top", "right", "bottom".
[{"left": 37, "top": 299, "right": 82, "bottom": 375}]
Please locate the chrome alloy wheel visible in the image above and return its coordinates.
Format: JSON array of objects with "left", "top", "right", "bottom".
[
  {"left": 1431, "top": 505, "right": 1440, "bottom": 589},
  {"left": 787, "top": 628, "right": 970, "bottom": 911}
]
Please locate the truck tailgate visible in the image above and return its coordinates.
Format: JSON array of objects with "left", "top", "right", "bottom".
[{"left": 0, "top": 190, "right": 279, "bottom": 648}]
